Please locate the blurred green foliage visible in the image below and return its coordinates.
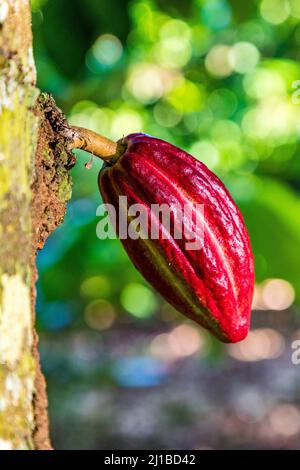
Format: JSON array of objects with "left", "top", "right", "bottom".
[
  {"left": 30, "top": 0, "right": 300, "bottom": 450},
  {"left": 32, "top": 0, "right": 300, "bottom": 335}
]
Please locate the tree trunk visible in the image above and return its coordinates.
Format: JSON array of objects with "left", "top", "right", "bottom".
[{"left": 0, "top": 0, "right": 74, "bottom": 450}]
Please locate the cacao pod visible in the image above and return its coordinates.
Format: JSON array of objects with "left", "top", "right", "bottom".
[{"left": 98, "top": 134, "right": 254, "bottom": 343}]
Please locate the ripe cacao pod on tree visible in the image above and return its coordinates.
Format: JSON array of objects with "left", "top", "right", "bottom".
[{"left": 98, "top": 133, "right": 254, "bottom": 343}]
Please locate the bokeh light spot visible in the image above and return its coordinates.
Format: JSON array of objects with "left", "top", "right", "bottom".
[
  {"left": 167, "top": 79, "right": 205, "bottom": 112},
  {"left": 242, "top": 97, "right": 298, "bottom": 143},
  {"left": 169, "top": 324, "right": 204, "bottom": 357},
  {"left": 229, "top": 42, "right": 260, "bottom": 74},
  {"left": 205, "top": 45, "right": 233, "bottom": 78},
  {"left": 201, "top": 0, "right": 232, "bottom": 31},
  {"left": 191, "top": 25, "right": 212, "bottom": 57},
  {"left": 244, "top": 69, "right": 286, "bottom": 99},
  {"left": 88, "top": 34, "right": 123, "bottom": 70},
  {"left": 260, "top": 0, "right": 290, "bottom": 25},
  {"left": 210, "top": 120, "right": 241, "bottom": 143},
  {"left": 126, "top": 63, "right": 177, "bottom": 104},
  {"left": 189, "top": 140, "right": 220, "bottom": 169},
  {"left": 208, "top": 88, "right": 238, "bottom": 118},
  {"left": 155, "top": 19, "right": 192, "bottom": 68},
  {"left": 268, "top": 404, "right": 300, "bottom": 437},
  {"left": 121, "top": 283, "right": 157, "bottom": 318},
  {"left": 112, "top": 357, "right": 167, "bottom": 387},
  {"left": 237, "top": 20, "right": 270, "bottom": 48},
  {"left": 84, "top": 299, "right": 115, "bottom": 331},
  {"left": 150, "top": 324, "right": 205, "bottom": 362},
  {"left": 111, "top": 109, "right": 143, "bottom": 141},
  {"left": 261, "top": 278, "right": 295, "bottom": 310},
  {"left": 153, "top": 102, "right": 182, "bottom": 128},
  {"left": 228, "top": 328, "right": 285, "bottom": 362},
  {"left": 80, "top": 276, "right": 111, "bottom": 299},
  {"left": 160, "top": 19, "right": 191, "bottom": 41}
]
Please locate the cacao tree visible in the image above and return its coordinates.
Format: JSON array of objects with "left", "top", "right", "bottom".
[{"left": 0, "top": 0, "right": 74, "bottom": 449}]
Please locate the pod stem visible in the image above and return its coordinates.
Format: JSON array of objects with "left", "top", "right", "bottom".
[{"left": 67, "top": 126, "right": 118, "bottom": 162}]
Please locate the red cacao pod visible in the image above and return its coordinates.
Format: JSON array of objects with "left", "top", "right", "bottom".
[{"left": 98, "top": 134, "right": 254, "bottom": 343}]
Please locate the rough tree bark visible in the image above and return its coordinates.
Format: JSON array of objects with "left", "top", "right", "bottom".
[{"left": 0, "top": 0, "right": 75, "bottom": 449}]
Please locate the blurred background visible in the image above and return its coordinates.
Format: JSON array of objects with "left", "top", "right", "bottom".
[{"left": 32, "top": 0, "right": 300, "bottom": 449}]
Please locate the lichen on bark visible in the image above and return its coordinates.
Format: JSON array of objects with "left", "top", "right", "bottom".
[{"left": 0, "top": 0, "right": 75, "bottom": 449}]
